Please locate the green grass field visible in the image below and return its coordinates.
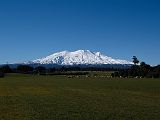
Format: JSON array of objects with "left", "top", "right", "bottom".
[{"left": 0, "top": 73, "right": 160, "bottom": 120}]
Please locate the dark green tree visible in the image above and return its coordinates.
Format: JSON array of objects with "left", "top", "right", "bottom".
[
  {"left": 35, "top": 66, "right": 46, "bottom": 75},
  {"left": 0, "top": 72, "right": 4, "bottom": 78},
  {"left": 132, "top": 56, "right": 139, "bottom": 65},
  {"left": 0, "top": 65, "right": 12, "bottom": 73},
  {"left": 17, "top": 65, "right": 33, "bottom": 73},
  {"left": 154, "top": 65, "right": 160, "bottom": 77}
]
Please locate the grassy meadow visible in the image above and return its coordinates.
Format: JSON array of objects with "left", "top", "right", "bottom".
[{"left": 0, "top": 73, "right": 160, "bottom": 120}]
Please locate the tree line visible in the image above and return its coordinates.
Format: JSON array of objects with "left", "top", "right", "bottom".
[
  {"left": 0, "top": 65, "right": 120, "bottom": 74},
  {"left": 0, "top": 56, "right": 160, "bottom": 78},
  {"left": 0, "top": 65, "right": 94, "bottom": 76},
  {"left": 111, "top": 56, "right": 160, "bottom": 78},
  {"left": 0, "top": 64, "right": 123, "bottom": 77}
]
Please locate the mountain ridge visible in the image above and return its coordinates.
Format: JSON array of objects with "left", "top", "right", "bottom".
[{"left": 25, "top": 50, "right": 133, "bottom": 65}]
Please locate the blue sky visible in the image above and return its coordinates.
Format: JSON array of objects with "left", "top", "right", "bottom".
[{"left": 0, "top": 0, "right": 160, "bottom": 65}]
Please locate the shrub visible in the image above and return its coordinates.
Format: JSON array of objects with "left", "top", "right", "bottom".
[
  {"left": 17, "top": 65, "right": 33, "bottom": 73},
  {"left": 0, "top": 72, "right": 4, "bottom": 78}
]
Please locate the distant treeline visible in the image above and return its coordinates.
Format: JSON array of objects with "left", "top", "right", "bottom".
[
  {"left": 111, "top": 57, "right": 160, "bottom": 78},
  {"left": 0, "top": 65, "right": 120, "bottom": 73},
  {"left": 0, "top": 59, "right": 160, "bottom": 78},
  {"left": 0, "top": 65, "right": 116, "bottom": 76},
  {"left": 0, "top": 72, "right": 4, "bottom": 78}
]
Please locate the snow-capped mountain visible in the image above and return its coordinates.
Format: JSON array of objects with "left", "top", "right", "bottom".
[{"left": 26, "top": 50, "right": 133, "bottom": 65}]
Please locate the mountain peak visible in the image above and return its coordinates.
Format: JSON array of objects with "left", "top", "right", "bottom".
[{"left": 28, "top": 50, "right": 133, "bottom": 65}]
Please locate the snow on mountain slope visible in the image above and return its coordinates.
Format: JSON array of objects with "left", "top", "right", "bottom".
[{"left": 27, "top": 50, "right": 133, "bottom": 65}]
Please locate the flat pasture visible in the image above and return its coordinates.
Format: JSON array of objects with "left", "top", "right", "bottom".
[{"left": 0, "top": 74, "right": 160, "bottom": 120}]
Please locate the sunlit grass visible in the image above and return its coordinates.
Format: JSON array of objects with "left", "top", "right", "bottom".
[{"left": 0, "top": 73, "right": 160, "bottom": 120}]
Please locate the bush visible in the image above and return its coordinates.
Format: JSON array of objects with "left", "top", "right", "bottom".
[
  {"left": 0, "top": 72, "right": 4, "bottom": 78},
  {"left": 34, "top": 66, "right": 46, "bottom": 74},
  {"left": 0, "top": 65, "right": 12, "bottom": 73},
  {"left": 17, "top": 65, "right": 33, "bottom": 73}
]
